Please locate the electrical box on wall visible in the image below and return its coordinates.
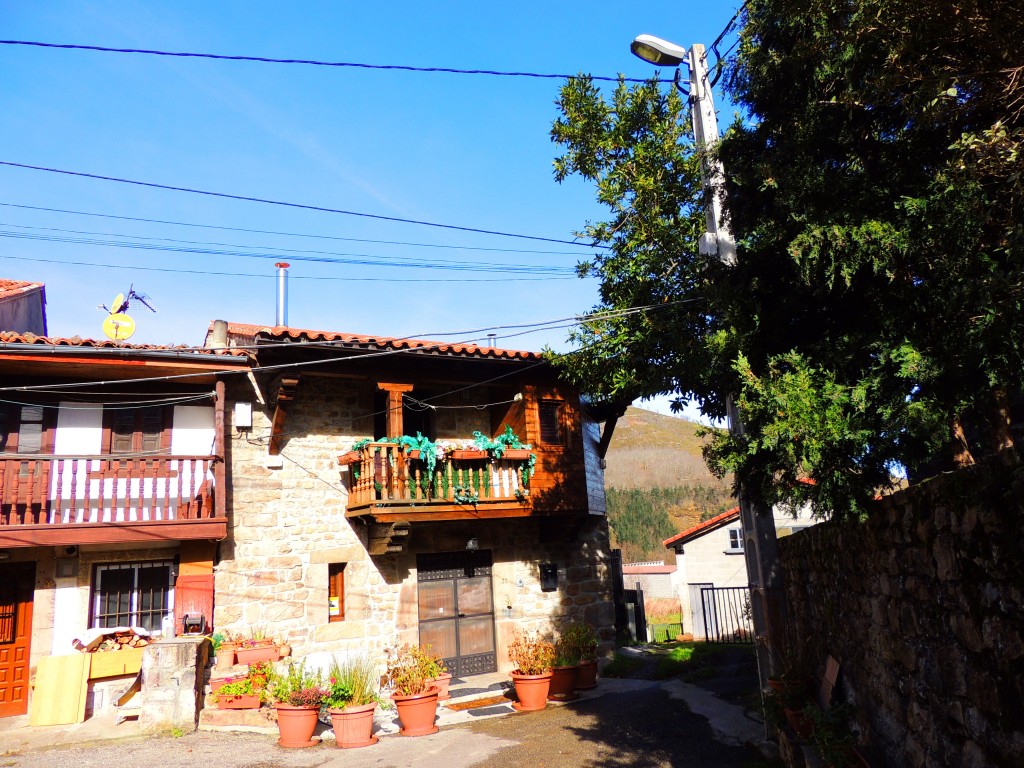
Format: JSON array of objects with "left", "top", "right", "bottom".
[
  {"left": 540, "top": 562, "right": 558, "bottom": 592},
  {"left": 234, "top": 401, "right": 253, "bottom": 429}
]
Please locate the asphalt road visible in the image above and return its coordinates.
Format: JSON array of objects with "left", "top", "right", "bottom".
[{"left": 1, "top": 684, "right": 767, "bottom": 768}]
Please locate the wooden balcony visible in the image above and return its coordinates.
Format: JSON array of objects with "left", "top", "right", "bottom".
[
  {"left": 0, "top": 455, "right": 224, "bottom": 547},
  {"left": 341, "top": 442, "right": 533, "bottom": 523}
]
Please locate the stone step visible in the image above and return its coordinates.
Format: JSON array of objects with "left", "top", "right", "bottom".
[{"left": 198, "top": 704, "right": 277, "bottom": 734}]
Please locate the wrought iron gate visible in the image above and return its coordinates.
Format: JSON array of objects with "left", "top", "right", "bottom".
[{"left": 699, "top": 586, "right": 753, "bottom": 644}]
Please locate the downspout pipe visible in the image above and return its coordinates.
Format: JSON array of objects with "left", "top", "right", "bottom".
[{"left": 275, "top": 262, "right": 289, "bottom": 327}]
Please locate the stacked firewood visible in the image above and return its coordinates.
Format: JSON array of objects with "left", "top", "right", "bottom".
[{"left": 93, "top": 630, "right": 150, "bottom": 652}]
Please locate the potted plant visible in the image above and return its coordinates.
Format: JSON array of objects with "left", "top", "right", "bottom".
[
  {"left": 384, "top": 644, "right": 440, "bottom": 736},
  {"left": 416, "top": 645, "right": 451, "bottom": 701},
  {"left": 212, "top": 660, "right": 273, "bottom": 710},
  {"left": 548, "top": 636, "right": 581, "bottom": 702},
  {"left": 507, "top": 630, "right": 555, "bottom": 712},
  {"left": 235, "top": 626, "right": 280, "bottom": 665},
  {"left": 266, "top": 660, "right": 327, "bottom": 748},
  {"left": 562, "top": 622, "right": 599, "bottom": 689},
  {"left": 212, "top": 631, "right": 238, "bottom": 669},
  {"left": 325, "top": 653, "right": 382, "bottom": 749},
  {"left": 805, "top": 703, "right": 869, "bottom": 767}
]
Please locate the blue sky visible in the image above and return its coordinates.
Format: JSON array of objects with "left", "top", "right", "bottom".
[{"left": 0, "top": 1, "right": 741, "bottom": 418}]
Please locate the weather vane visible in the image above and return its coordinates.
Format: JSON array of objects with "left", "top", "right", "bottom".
[{"left": 99, "top": 285, "right": 157, "bottom": 341}]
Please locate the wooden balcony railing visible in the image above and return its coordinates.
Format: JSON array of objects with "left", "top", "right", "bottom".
[
  {"left": 0, "top": 455, "right": 218, "bottom": 528},
  {"left": 342, "top": 442, "right": 532, "bottom": 516}
]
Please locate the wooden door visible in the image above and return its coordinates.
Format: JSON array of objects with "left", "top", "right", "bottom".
[
  {"left": 417, "top": 551, "right": 496, "bottom": 678},
  {"left": 0, "top": 562, "right": 35, "bottom": 717}
]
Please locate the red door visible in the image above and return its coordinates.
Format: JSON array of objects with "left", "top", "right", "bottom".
[{"left": 0, "top": 562, "right": 34, "bottom": 717}]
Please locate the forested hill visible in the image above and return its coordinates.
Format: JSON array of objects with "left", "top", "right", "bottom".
[{"left": 603, "top": 406, "right": 735, "bottom": 563}]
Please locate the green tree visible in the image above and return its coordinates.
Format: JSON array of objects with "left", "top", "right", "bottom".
[{"left": 552, "top": 1, "right": 1024, "bottom": 518}]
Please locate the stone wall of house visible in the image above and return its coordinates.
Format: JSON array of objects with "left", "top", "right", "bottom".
[
  {"left": 215, "top": 374, "right": 616, "bottom": 668},
  {"left": 778, "top": 458, "right": 1024, "bottom": 768}
]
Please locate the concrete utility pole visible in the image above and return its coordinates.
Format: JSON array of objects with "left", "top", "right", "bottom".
[{"left": 631, "top": 35, "right": 784, "bottom": 692}]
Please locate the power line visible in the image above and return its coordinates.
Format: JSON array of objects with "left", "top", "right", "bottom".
[
  {"left": 0, "top": 161, "right": 597, "bottom": 247},
  {"left": 0, "top": 253, "right": 576, "bottom": 283},
  {"left": 0, "top": 301, "right": 691, "bottom": 391},
  {"left": 0, "top": 39, "right": 672, "bottom": 85},
  {"left": 0, "top": 230, "right": 577, "bottom": 275},
  {"left": 0, "top": 202, "right": 595, "bottom": 256}
]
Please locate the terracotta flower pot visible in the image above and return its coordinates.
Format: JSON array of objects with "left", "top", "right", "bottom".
[
  {"left": 235, "top": 645, "right": 281, "bottom": 665},
  {"left": 328, "top": 702, "right": 378, "bottom": 748},
  {"left": 501, "top": 449, "right": 532, "bottom": 460},
  {"left": 210, "top": 674, "right": 246, "bottom": 693},
  {"left": 215, "top": 643, "right": 237, "bottom": 669},
  {"left": 450, "top": 449, "right": 487, "bottom": 460},
  {"left": 510, "top": 670, "right": 552, "bottom": 712},
  {"left": 431, "top": 672, "right": 453, "bottom": 701},
  {"left": 275, "top": 703, "right": 320, "bottom": 748},
  {"left": 217, "top": 694, "right": 261, "bottom": 710},
  {"left": 391, "top": 688, "right": 439, "bottom": 736},
  {"left": 547, "top": 665, "right": 579, "bottom": 701},
  {"left": 784, "top": 707, "right": 814, "bottom": 740},
  {"left": 575, "top": 659, "right": 598, "bottom": 690}
]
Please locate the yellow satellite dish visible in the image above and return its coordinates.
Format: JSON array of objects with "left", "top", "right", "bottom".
[
  {"left": 102, "top": 312, "right": 136, "bottom": 341},
  {"left": 111, "top": 293, "right": 125, "bottom": 313}
]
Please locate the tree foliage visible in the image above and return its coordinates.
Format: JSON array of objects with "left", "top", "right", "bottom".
[{"left": 552, "top": 1, "right": 1024, "bottom": 518}]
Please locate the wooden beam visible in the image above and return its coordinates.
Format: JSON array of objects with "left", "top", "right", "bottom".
[
  {"left": 268, "top": 376, "right": 300, "bottom": 456},
  {"left": 214, "top": 378, "right": 227, "bottom": 521},
  {"left": 0, "top": 518, "right": 228, "bottom": 548},
  {"left": 597, "top": 405, "right": 628, "bottom": 459},
  {"left": 376, "top": 382, "right": 414, "bottom": 438}
]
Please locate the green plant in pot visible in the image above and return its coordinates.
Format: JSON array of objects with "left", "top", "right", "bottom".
[
  {"left": 266, "top": 660, "right": 327, "bottom": 748},
  {"left": 548, "top": 634, "right": 582, "bottom": 701},
  {"left": 325, "top": 653, "right": 383, "bottom": 748},
  {"left": 807, "top": 702, "right": 863, "bottom": 767},
  {"left": 562, "top": 621, "right": 599, "bottom": 689}
]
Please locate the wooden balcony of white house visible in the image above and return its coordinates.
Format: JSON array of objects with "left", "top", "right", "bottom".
[
  {"left": 339, "top": 442, "right": 535, "bottom": 523},
  {"left": 0, "top": 454, "right": 224, "bottom": 547}
]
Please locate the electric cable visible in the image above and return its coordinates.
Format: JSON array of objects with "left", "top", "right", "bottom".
[
  {"left": 0, "top": 39, "right": 672, "bottom": 85},
  {"left": 0, "top": 203, "right": 592, "bottom": 256},
  {"left": 0, "top": 253, "right": 576, "bottom": 283},
  {"left": 0, "top": 161, "right": 598, "bottom": 247}
]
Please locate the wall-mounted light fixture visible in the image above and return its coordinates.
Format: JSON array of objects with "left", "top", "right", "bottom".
[
  {"left": 465, "top": 538, "right": 479, "bottom": 551},
  {"left": 0, "top": 550, "right": 10, "bottom": 562}
]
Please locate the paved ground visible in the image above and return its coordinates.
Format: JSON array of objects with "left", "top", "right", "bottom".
[{"left": 0, "top": 645, "right": 778, "bottom": 768}]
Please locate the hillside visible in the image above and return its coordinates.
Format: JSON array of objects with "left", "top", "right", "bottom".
[{"left": 603, "top": 406, "right": 735, "bottom": 562}]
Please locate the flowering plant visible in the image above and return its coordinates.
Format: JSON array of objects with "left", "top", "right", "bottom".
[
  {"left": 266, "top": 659, "right": 326, "bottom": 708},
  {"left": 324, "top": 653, "right": 382, "bottom": 709}
]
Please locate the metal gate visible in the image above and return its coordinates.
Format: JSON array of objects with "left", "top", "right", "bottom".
[
  {"left": 699, "top": 586, "right": 753, "bottom": 644},
  {"left": 417, "top": 550, "right": 497, "bottom": 677}
]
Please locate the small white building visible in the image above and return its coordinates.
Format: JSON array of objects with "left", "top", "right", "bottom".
[{"left": 663, "top": 504, "right": 818, "bottom": 640}]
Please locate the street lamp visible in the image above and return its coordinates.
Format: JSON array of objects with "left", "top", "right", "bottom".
[{"left": 630, "top": 32, "right": 781, "bottom": 694}]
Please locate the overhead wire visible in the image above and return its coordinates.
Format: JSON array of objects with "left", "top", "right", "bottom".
[
  {"left": 0, "top": 202, "right": 590, "bottom": 256},
  {"left": 0, "top": 227, "right": 578, "bottom": 274},
  {"left": 0, "top": 300, "right": 697, "bottom": 392},
  {"left": 0, "top": 161, "right": 598, "bottom": 247},
  {"left": 0, "top": 253, "right": 576, "bottom": 283},
  {"left": 0, "top": 39, "right": 673, "bottom": 85}
]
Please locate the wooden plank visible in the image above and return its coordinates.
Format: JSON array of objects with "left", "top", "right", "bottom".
[
  {"left": 29, "top": 653, "right": 89, "bottom": 725},
  {"left": 0, "top": 517, "right": 227, "bottom": 548},
  {"left": 88, "top": 648, "right": 144, "bottom": 679}
]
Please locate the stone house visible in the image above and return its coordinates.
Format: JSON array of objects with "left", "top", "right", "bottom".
[
  {"left": 0, "top": 330, "right": 246, "bottom": 719},
  {"left": 663, "top": 504, "right": 818, "bottom": 641},
  {"left": 206, "top": 321, "right": 615, "bottom": 677}
]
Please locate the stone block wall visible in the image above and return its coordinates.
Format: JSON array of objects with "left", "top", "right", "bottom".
[
  {"left": 215, "top": 374, "right": 615, "bottom": 669},
  {"left": 779, "top": 458, "right": 1024, "bottom": 768}
]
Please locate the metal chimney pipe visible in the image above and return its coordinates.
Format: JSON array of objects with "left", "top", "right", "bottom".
[
  {"left": 275, "top": 262, "right": 289, "bottom": 327},
  {"left": 487, "top": 333, "right": 497, "bottom": 348}
]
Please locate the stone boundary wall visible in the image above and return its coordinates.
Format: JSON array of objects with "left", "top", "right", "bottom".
[{"left": 779, "top": 458, "right": 1024, "bottom": 768}]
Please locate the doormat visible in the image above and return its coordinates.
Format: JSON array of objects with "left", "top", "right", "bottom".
[{"left": 445, "top": 694, "right": 513, "bottom": 712}]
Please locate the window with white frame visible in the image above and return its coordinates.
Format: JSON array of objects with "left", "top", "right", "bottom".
[
  {"left": 91, "top": 560, "right": 175, "bottom": 633},
  {"left": 726, "top": 527, "right": 744, "bottom": 553}
]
